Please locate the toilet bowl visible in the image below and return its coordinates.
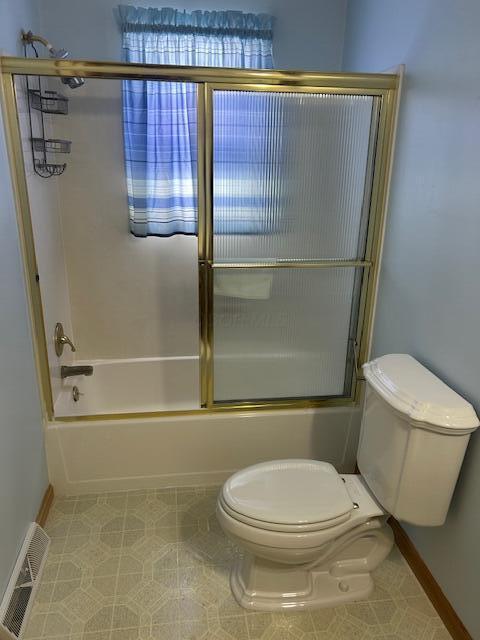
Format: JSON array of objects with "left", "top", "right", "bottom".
[
  {"left": 216, "top": 462, "right": 394, "bottom": 610},
  {"left": 217, "top": 354, "right": 479, "bottom": 611}
]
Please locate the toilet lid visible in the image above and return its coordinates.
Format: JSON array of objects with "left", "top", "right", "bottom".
[{"left": 222, "top": 460, "right": 354, "bottom": 526}]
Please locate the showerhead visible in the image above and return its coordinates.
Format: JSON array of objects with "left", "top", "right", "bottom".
[
  {"left": 21, "top": 30, "right": 86, "bottom": 89},
  {"left": 48, "top": 47, "right": 69, "bottom": 60},
  {"left": 61, "top": 76, "right": 85, "bottom": 89},
  {"left": 45, "top": 41, "right": 85, "bottom": 89}
]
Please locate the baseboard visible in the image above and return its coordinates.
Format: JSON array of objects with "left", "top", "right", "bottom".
[
  {"left": 389, "top": 517, "right": 472, "bottom": 640},
  {"left": 35, "top": 484, "right": 54, "bottom": 528}
]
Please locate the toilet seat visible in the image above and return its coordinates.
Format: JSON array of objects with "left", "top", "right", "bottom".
[
  {"left": 217, "top": 473, "right": 385, "bottom": 552},
  {"left": 219, "top": 494, "right": 352, "bottom": 532},
  {"left": 217, "top": 491, "right": 376, "bottom": 551},
  {"left": 222, "top": 459, "right": 354, "bottom": 532}
]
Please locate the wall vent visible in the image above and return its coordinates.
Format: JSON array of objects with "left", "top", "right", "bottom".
[{"left": 0, "top": 523, "right": 50, "bottom": 640}]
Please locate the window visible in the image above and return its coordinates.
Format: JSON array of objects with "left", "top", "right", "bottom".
[{"left": 119, "top": 5, "right": 274, "bottom": 237}]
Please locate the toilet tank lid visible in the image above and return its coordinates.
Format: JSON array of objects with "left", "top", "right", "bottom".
[{"left": 363, "top": 354, "right": 479, "bottom": 432}]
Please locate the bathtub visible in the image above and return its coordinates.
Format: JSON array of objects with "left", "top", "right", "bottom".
[
  {"left": 54, "top": 356, "right": 200, "bottom": 416},
  {"left": 46, "top": 406, "right": 362, "bottom": 496},
  {"left": 48, "top": 355, "right": 362, "bottom": 496}
]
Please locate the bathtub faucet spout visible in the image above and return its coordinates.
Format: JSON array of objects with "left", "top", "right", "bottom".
[{"left": 61, "top": 365, "right": 94, "bottom": 379}]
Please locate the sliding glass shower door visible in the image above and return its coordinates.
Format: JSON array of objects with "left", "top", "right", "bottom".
[
  {"left": 206, "top": 87, "right": 380, "bottom": 404},
  {"left": 1, "top": 55, "right": 397, "bottom": 419}
]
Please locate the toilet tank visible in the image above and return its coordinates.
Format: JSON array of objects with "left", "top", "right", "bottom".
[{"left": 357, "top": 354, "right": 479, "bottom": 526}]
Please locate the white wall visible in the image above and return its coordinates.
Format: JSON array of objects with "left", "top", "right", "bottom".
[
  {"left": 53, "top": 79, "right": 199, "bottom": 359},
  {"left": 343, "top": 1, "right": 480, "bottom": 637},
  {"left": 0, "top": 0, "right": 49, "bottom": 597}
]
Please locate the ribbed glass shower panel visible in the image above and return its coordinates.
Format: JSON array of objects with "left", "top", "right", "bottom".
[
  {"left": 213, "top": 267, "right": 362, "bottom": 402},
  {"left": 212, "top": 90, "right": 375, "bottom": 262}
]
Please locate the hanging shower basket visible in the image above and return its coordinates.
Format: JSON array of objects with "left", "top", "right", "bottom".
[
  {"left": 34, "top": 160, "right": 67, "bottom": 177},
  {"left": 31, "top": 138, "right": 71, "bottom": 154},
  {"left": 28, "top": 89, "right": 69, "bottom": 114},
  {"left": 23, "top": 38, "right": 73, "bottom": 179},
  {"left": 25, "top": 80, "right": 72, "bottom": 177}
]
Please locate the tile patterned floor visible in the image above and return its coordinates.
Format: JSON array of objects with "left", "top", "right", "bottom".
[{"left": 24, "top": 487, "right": 451, "bottom": 640}]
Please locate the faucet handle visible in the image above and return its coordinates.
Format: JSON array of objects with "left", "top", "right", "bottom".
[{"left": 54, "top": 322, "right": 76, "bottom": 357}]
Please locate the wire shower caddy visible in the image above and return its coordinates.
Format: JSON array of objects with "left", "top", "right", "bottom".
[{"left": 23, "top": 48, "right": 72, "bottom": 178}]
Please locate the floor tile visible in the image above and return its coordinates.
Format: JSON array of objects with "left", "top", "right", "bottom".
[{"left": 24, "top": 487, "right": 452, "bottom": 639}]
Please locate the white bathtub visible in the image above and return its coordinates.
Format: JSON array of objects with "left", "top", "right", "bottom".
[
  {"left": 48, "top": 355, "right": 362, "bottom": 496},
  {"left": 46, "top": 406, "right": 362, "bottom": 496},
  {"left": 54, "top": 356, "right": 200, "bottom": 416}
]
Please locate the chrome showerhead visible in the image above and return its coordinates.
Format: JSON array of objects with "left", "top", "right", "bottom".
[
  {"left": 48, "top": 47, "right": 69, "bottom": 60},
  {"left": 49, "top": 46, "right": 85, "bottom": 89},
  {"left": 21, "top": 30, "right": 86, "bottom": 89},
  {"left": 61, "top": 76, "right": 85, "bottom": 89}
]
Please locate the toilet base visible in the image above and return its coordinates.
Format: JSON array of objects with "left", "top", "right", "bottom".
[
  {"left": 231, "top": 556, "right": 374, "bottom": 611},
  {"left": 230, "top": 523, "right": 394, "bottom": 611}
]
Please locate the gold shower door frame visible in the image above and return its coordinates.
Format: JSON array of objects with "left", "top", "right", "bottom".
[{"left": 0, "top": 57, "right": 399, "bottom": 420}]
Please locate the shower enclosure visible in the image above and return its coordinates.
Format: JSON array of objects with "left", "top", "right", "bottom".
[{"left": 0, "top": 57, "right": 399, "bottom": 421}]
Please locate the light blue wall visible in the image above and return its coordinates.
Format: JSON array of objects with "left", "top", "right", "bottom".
[
  {"left": 343, "top": 1, "right": 480, "bottom": 637},
  {"left": 0, "top": 0, "right": 49, "bottom": 597},
  {"left": 38, "top": 0, "right": 347, "bottom": 70}
]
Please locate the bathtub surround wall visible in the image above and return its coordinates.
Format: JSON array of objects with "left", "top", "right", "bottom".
[
  {"left": 343, "top": 0, "right": 480, "bottom": 637},
  {"left": 0, "top": 0, "right": 49, "bottom": 597},
  {"left": 53, "top": 79, "right": 199, "bottom": 360},
  {"left": 15, "top": 77, "right": 75, "bottom": 400},
  {"left": 55, "top": 356, "right": 200, "bottom": 416}
]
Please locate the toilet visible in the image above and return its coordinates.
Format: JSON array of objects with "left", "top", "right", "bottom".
[{"left": 217, "top": 354, "right": 479, "bottom": 611}]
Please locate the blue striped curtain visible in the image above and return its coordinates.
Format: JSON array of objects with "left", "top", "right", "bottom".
[{"left": 119, "top": 5, "right": 274, "bottom": 237}]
